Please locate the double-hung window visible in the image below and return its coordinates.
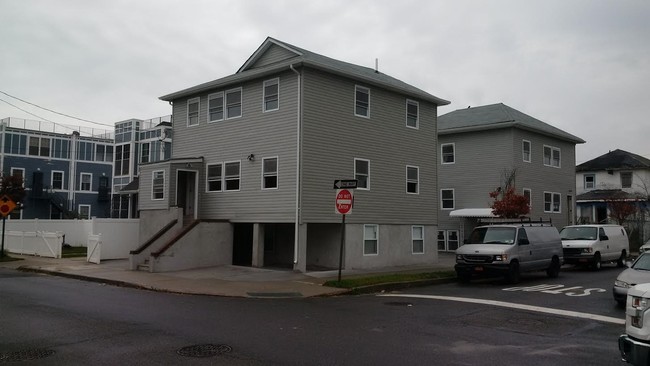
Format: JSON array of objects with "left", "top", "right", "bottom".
[
  {"left": 523, "top": 188, "right": 532, "bottom": 209},
  {"left": 441, "top": 143, "right": 455, "bottom": 164},
  {"left": 522, "top": 140, "right": 531, "bottom": 162},
  {"left": 51, "top": 171, "right": 64, "bottom": 190},
  {"left": 543, "top": 145, "right": 561, "bottom": 167},
  {"left": 80, "top": 173, "right": 92, "bottom": 191},
  {"left": 78, "top": 205, "right": 91, "bottom": 219},
  {"left": 544, "top": 192, "right": 561, "bottom": 213},
  {"left": 187, "top": 98, "right": 200, "bottom": 126},
  {"left": 263, "top": 79, "right": 279, "bottom": 112},
  {"left": 355, "top": 86, "right": 370, "bottom": 117},
  {"left": 152, "top": 171, "right": 165, "bottom": 200},
  {"left": 406, "top": 166, "right": 419, "bottom": 194},
  {"left": 262, "top": 157, "right": 278, "bottom": 189},
  {"left": 412, "top": 226, "right": 424, "bottom": 254},
  {"left": 354, "top": 158, "right": 370, "bottom": 190},
  {"left": 363, "top": 224, "right": 378, "bottom": 255},
  {"left": 441, "top": 189, "right": 455, "bottom": 210},
  {"left": 29, "top": 136, "right": 50, "bottom": 157},
  {"left": 226, "top": 88, "right": 242, "bottom": 119},
  {"left": 208, "top": 92, "right": 224, "bottom": 122},
  {"left": 224, "top": 161, "right": 241, "bottom": 191},
  {"left": 584, "top": 174, "right": 595, "bottom": 189},
  {"left": 206, "top": 163, "right": 223, "bottom": 192},
  {"left": 621, "top": 172, "right": 633, "bottom": 188},
  {"left": 406, "top": 100, "right": 419, "bottom": 128}
]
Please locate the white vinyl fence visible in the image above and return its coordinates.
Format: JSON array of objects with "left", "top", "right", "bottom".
[{"left": 4, "top": 218, "right": 139, "bottom": 263}]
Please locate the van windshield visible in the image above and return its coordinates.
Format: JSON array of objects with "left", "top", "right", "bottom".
[
  {"left": 560, "top": 227, "right": 597, "bottom": 240},
  {"left": 467, "top": 227, "right": 516, "bottom": 245}
]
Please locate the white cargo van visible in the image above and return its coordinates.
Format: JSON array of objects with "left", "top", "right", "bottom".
[
  {"left": 455, "top": 221, "right": 563, "bottom": 283},
  {"left": 560, "top": 224, "right": 629, "bottom": 270}
]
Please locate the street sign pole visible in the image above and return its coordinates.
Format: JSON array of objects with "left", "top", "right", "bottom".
[
  {"left": 1, "top": 216, "right": 5, "bottom": 258},
  {"left": 338, "top": 214, "right": 345, "bottom": 283}
]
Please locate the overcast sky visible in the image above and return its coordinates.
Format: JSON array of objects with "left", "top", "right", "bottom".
[{"left": 1, "top": 0, "right": 648, "bottom": 163}]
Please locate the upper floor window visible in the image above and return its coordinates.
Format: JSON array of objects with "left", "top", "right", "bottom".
[
  {"left": 262, "top": 157, "right": 278, "bottom": 189},
  {"left": 621, "top": 172, "right": 633, "bottom": 188},
  {"left": 224, "top": 161, "right": 241, "bottom": 191},
  {"left": 206, "top": 163, "right": 223, "bottom": 192},
  {"left": 4, "top": 133, "right": 27, "bottom": 155},
  {"left": 53, "top": 138, "right": 70, "bottom": 159},
  {"left": 544, "top": 192, "right": 561, "bottom": 213},
  {"left": 584, "top": 174, "right": 595, "bottom": 189},
  {"left": 140, "top": 143, "right": 150, "bottom": 164},
  {"left": 226, "top": 88, "right": 242, "bottom": 119},
  {"left": 152, "top": 170, "right": 165, "bottom": 200},
  {"left": 543, "top": 145, "right": 561, "bottom": 168},
  {"left": 406, "top": 100, "right": 419, "bottom": 128},
  {"left": 354, "top": 158, "right": 370, "bottom": 190},
  {"left": 95, "top": 144, "right": 113, "bottom": 162},
  {"left": 441, "top": 189, "right": 455, "bottom": 210},
  {"left": 355, "top": 86, "right": 370, "bottom": 118},
  {"left": 263, "top": 79, "right": 279, "bottom": 112},
  {"left": 114, "top": 144, "right": 130, "bottom": 176},
  {"left": 406, "top": 166, "right": 419, "bottom": 194},
  {"left": 187, "top": 98, "right": 200, "bottom": 126},
  {"left": 208, "top": 92, "right": 224, "bottom": 122},
  {"left": 29, "top": 136, "right": 50, "bottom": 157},
  {"left": 441, "top": 143, "right": 455, "bottom": 164},
  {"left": 522, "top": 140, "right": 531, "bottom": 162},
  {"left": 80, "top": 173, "right": 92, "bottom": 191},
  {"left": 77, "top": 141, "right": 94, "bottom": 161}
]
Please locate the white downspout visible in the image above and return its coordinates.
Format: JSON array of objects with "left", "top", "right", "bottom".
[{"left": 290, "top": 64, "right": 301, "bottom": 265}]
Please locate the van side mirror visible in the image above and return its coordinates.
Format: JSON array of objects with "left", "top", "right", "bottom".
[
  {"left": 518, "top": 238, "right": 530, "bottom": 245},
  {"left": 600, "top": 235, "right": 609, "bottom": 241}
]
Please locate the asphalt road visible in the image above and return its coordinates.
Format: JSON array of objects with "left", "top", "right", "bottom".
[{"left": 0, "top": 264, "right": 627, "bottom": 365}]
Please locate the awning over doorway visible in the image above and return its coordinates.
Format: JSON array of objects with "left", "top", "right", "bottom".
[
  {"left": 119, "top": 177, "right": 139, "bottom": 194},
  {"left": 449, "top": 208, "right": 496, "bottom": 218}
]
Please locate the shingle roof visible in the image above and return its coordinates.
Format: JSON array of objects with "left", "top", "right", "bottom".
[
  {"left": 576, "top": 189, "right": 643, "bottom": 202},
  {"left": 160, "top": 37, "right": 449, "bottom": 105},
  {"left": 577, "top": 149, "right": 650, "bottom": 172},
  {"left": 437, "top": 103, "right": 585, "bottom": 144}
]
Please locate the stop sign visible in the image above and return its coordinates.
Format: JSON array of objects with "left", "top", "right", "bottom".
[{"left": 335, "top": 189, "right": 353, "bottom": 215}]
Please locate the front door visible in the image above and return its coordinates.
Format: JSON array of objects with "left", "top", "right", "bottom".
[{"left": 176, "top": 170, "right": 197, "bottom": 219}]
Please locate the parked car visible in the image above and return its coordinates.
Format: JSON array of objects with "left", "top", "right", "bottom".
[
  {"left": 614, "top": 252, "right": 650, "bottom": 306},
  {"left": 639, "top": 239, "right": 650, "bottom": 253},
  {"left": 455, "top": 222, "right": 563, "bottom": 284},
  {"left": 560, "top": 224, "right": 629, "bottom": 270}
]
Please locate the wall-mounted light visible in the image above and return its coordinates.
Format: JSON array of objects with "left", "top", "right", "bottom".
[
  {"left": 247, "top": 154, "right": 255, "bottom": 161},
  {"left": 186, "top": 163, "right": 192, "bottom": 168}
]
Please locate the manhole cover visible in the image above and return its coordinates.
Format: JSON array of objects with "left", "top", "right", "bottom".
[
  {"left": 177, "top": 344, "right": 232, "bottom": 358},
  {"left": 0, "top": 349, "right": 55, "bottom": 363},
  {"left": 384, "top": 301, "right": 413, "bottom": 307}
]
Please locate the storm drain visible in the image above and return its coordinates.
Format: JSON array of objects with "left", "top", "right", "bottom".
[
  {"left": 0, "top": 349, "right": 55, "bottom": 363},
  {"left": 177, "top": 344, "right": 232, "bottom": 358}
]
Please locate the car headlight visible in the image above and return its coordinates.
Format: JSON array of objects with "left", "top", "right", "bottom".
[
  {"left": 615, "top": 280, "right": 630, "bottom": 288},
  {"left": 456, "top": 254, "right": 463, "bottom": 261},
  {"left": 582, "top": 248, "right": 593, "bottom": 254},
  {"left": 494, "top": 254, "right": 508, "bottom": 262}
]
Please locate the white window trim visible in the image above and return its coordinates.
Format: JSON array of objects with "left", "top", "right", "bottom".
[
  {"left": 263, "top": 78, "right": 280, "bottom": 113},
  {"left": 207, "top": 92, "right": 224, "bottom": 123},
  {"left": 262, "top": 156, "right": 279, "bottom": 190},
  {"left": 522, "top": 140, "right": 531, "bottom": 163},
  {"left": 80, "top": 172, "right": 92, "bottom": 192},
  {"left": 225, "top": 87, "right": 243, "bottom": 120},
  {"left": 11, "top": 167, "right": 25, "bottom": 187},
  {"left": 206, "top": 162, "right": 223, "bottom": 192},
  {"left": 224, "top": 160, "right": 241, "bottom": 192},
  {"left": 354, "top": 85, "right": 370, "bottom": 118},
  {"left": 406, "top": 165, "right": 419, "bottom": 194},
  {"left": 412, "top": 225, "right": 425, "bottom": 254},
  {"left": 51, "top": 170, "right": 65, "bottom": 191},
  {"left": 441, "top": 188, "right": 455, "bottom": 210},
  {"left": 523, "top": 188, "right": 532, "bottom": 209},
  {"left": 354, "top": 158, "right": 370, "bottom": 191},
  {"left": 363, "top": 224, "right": 379, "bottom": 256},
  {"left": 406, "top": 99, "right": 419, "bottom": 129},
  {"left": 584, "top": 174, "right": 595, "bottom": 189},
  {"left": 78, "top": 204, "right": 91, "bottom": 219},
  {"left": 447, "top": 230, "right": 459, "bottom": 251},
  {"left": 187, "top": 97, "right": 200, "bottom": 127},
  {"left": 621, "top": 171, "right": 633, "bottom": 188},
  {"left": 441, "top": 143, "right": 455, "bottom": 165},
  {"left": 543, "top": 191, "right": 561, "bottom": 213},
  {"left": 543, "top": 145, "right": 561, "bottom": 168},
  {"left": 152, "top": 170, "right": 165, "bottom": 200}
]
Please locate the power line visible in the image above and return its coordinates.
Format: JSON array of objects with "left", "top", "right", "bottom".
[
  {"left": 0, "top": 97, "right": 61, "bottom": 125},
  {"left": 0, "top": 90, "right": 113, "bottom": 127}
]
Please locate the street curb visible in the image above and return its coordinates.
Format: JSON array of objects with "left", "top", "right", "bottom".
[
  {"left": 343, "top": 276, "right": 458, "bottom": 295},
  {"left": 17, "top": 266, "right": 151, "bottom": 291}
]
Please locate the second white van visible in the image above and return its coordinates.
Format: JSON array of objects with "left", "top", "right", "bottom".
[{"left": 560, "top": 224, "right": 629, "bottom": 270}]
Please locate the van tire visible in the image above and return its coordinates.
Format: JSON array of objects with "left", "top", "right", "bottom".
[
  {"left": 591, "top": 252, "right": 602, "bottom": 271},
  {"left": 506, "top": 261, "right": 520, "bottom": 284},
  {"left": 617, "top": 250, "right": 627, "bottom": 268},
  {"left": 546, "top": 257, "right": 561, "bottom": 278}
]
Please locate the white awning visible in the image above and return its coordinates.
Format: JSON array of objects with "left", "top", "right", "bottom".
[{"left": 449, "top": 208, "right": 496, "bottom": 218}]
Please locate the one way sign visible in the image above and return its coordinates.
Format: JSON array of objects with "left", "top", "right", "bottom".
[{"left": 333, "top": 179, "right": 358, "bottom": 189}]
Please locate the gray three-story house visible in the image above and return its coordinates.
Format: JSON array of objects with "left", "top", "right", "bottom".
[
  {"left": 134, "top": 37, "right": 449, "bottom": 273},
  {"left": 436, "top": 103, "right": 585, "bottom": 251}
]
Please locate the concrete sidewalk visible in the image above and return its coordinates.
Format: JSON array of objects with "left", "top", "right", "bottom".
[{"left": 0, "top": 253, "right": 457, "bottom": 298}]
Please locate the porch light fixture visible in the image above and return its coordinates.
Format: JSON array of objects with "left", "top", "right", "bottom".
[{"left": 247, "top": 154, "right": 255, "bottom": 161}]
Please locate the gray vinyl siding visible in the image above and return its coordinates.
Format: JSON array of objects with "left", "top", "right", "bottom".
[
  {"left": 249, "top": 44, "right": 298, "bottom": 69},
  {"left": 139, "top": 164, "right": 171, "bottom": 210},
  {"left": 169, "top": 70, "right": 299, "bottom": 222},
  {"left": 300, "top": 68, "right": 438, "bottom": 225}
]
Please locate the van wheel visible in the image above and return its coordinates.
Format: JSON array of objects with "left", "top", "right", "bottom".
[
  {"left": 506, "top": 261, "right": 520, "bottom": 284},
  {"left": 546, "top": 257, "right": 560, "bottom": 278},
  {"left": 591, "top": 253, "right": 602, "bottom": 271},
  {"left": 617, "top": 250, "right": 627, "bottom": 268}
]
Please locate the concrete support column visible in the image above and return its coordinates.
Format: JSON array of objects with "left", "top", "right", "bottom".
[
  {"left": 293, "top": 223, "right": 308, "bottom": 273},
  {"left": 252, "top": 223, "right": 264, "bottom": 268}
]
